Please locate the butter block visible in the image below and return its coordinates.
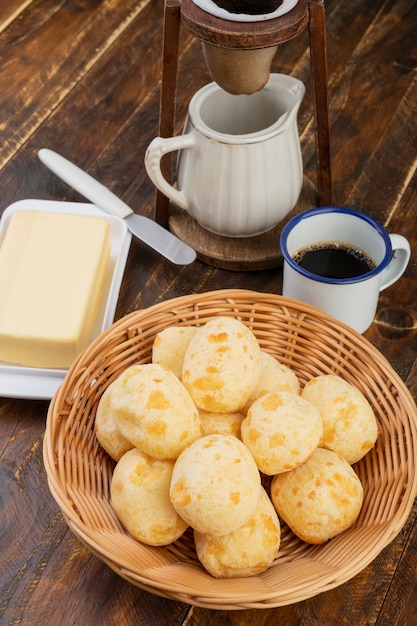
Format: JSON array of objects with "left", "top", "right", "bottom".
[{"left": 0, "top": 211, "right": 111, "bottom": 368}]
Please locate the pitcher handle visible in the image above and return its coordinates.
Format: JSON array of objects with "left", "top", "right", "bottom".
[
  {"left": 379, "top": 234, "right": 411, "bottom": 291},
  {"left": 145, "top": 135, "right": 196, "bottom": 212}
]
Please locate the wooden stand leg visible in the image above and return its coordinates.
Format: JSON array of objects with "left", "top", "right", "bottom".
[
  {"left": 308, "top": 0, "right": 332, "bottom": 206},
  {"left": 155, "top": 0, "right": 181, "bottom": 228}
]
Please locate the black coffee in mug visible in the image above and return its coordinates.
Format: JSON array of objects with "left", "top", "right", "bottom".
[{"left": 292, "top": 242, "right": 377, "bottom": 279}]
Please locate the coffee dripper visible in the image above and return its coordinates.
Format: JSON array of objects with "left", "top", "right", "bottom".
[{"left": 148, "top": 0, "right": 332, "bottom": 268}]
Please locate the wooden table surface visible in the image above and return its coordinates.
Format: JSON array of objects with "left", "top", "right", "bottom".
[{"left": 1, "top": 0, "right": 416, "bottom": 624}]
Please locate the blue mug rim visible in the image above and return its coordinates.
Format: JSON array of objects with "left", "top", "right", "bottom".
[{"left": 280, "top": 206, "right": 392, "bottom": 285}]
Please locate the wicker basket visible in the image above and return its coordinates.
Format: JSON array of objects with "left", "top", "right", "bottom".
[{"left": 43, "top": 290, "right": 417, "bottom": 609}]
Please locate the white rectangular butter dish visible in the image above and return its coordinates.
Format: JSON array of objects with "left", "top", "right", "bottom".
[{"left": 0, "top": 199, "right": 132, "bottom": 399}]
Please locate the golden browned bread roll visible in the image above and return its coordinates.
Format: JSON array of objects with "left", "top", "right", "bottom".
[
  {"left": 270, "top": 447, "right": 364, "bottom": 544},
  {"left": 152, "top": 325, "right": 198, "bottom": 379},
  {"left": 110, "top": 448, "right": 188, "bottom": 546},
  {"left": 110, "top": 363, "right": 202, "bottom": 460},
  {"left": 170, "top": 434, "right": 261, "bottom": 536},
  {"left": 182, "top": 317, "right": 261, "bottom": 413},
  {"left": 301, "top": 374, "right": 378, "bottom": 464},
  {"left": 198, "top": 408, "right": 244, "bottom": 439},
  {"left": 242, "top": 351, "right": 300, "bottom": 413},
  {"left": 194, "top": 487, "right": 280, "bottom": 578},
  {"left": 241, "top": 391, "right": 322, "bottom": 475},
  {"left": 95, "top": 382, "right": 134, "bottom": 461}
]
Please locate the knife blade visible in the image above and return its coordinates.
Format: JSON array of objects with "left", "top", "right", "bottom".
[{"left": 38, "top": 148, "right": 196, "bottom": 265}]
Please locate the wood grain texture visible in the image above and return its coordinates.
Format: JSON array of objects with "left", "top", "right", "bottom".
[{"left": 0, "top": 0, "right": 416, "bottom": 624}]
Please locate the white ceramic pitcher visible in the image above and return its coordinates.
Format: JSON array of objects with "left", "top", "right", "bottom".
[{"left": 145, "top": 73, "right": 305, "bottom": 238}]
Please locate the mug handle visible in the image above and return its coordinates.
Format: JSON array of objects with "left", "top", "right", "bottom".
[
  {"left": 145, "top": 135, "right": 196, "bottom": 212},
  {"left": 379, "top": 234, "right": 411, "bottom": 291}
]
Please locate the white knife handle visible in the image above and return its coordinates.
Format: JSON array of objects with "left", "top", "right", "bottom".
[{"left": 38, "top": 149, "right": 133, "bottom": 219}]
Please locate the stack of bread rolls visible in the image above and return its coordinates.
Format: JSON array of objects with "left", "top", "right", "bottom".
[{"left": 95, "top": 316, "right": 378, "bottom": 578}]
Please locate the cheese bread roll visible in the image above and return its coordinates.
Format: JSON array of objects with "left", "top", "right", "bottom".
[
  {"left": 182, "top": 317, "right": 261, "bottom": 413},
  {"left": 95, "top": 382, "right": 133, "bottom": 461},
  {"left": 170, "top": 434, "right": 261, "bottom": 536},
  {"left": 194, "top": 487, "right": 280, "bottom": 578},
  {"left": 111, "top": 448, "right": 188, "bottom": 546},
  {"left": 152, "top": 325, "right": 198, "bottom": 379},
  {"left": 301, "top": 374, "right": 378, "bottom": 464},
  {"left": 241, "top": 391, "right": 322, "bottom": 475},
  {"left": 111, "top": 363, "right": 201, "bottom": 460},
  {"left": 242, "top": 351, "right": 300, "bottom": 413},
  {"left": 198, "top": 409, "right": 244, "bottom": 439},
  {"left": 271, "top": 447, "right": 364, "bottom": 544}
]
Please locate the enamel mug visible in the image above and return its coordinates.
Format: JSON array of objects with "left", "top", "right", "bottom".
[{"left": 280, "top": 206, "right": 411, "bottom": 333}]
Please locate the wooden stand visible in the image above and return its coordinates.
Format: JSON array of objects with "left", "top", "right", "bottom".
[{"left": 155, "top": 0, "right": 331, "bottom": 268}]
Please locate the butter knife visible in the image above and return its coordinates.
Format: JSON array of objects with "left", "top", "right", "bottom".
[{"left": 38, "top": 149, "right": 196, "bottom": 265}]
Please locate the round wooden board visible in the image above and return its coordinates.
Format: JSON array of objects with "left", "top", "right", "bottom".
[{"left": 169, "top": 176, "right": 318, "bottom": 270}]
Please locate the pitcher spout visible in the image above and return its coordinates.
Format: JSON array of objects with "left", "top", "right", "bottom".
[{"left": 274, "top": 73, "right": 305, "bottom": 122}]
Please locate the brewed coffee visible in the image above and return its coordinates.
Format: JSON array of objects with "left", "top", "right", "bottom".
[
  {"left": 293, "top": 242, "right": 376, "bottom": 279},
  {"left": 211, "top": 0, "right": 283, "bottom": 15}
]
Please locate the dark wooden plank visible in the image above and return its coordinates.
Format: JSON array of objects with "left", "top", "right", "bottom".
[
  {"left": 325, "top": 0, "right": 417, "bottom": 205},
  {"left": 0, "top": 0, "right": 31, "bottom": 31},
  {"left": 0, "top": 2, "right": 197, "bottom": 213},
  {"left": 299, "top": 0, "right": 416, "bottom": 199},
  {"left": 0, "top": 0, "right": 154, "bottom": 168},
  {"left": 361, "top": 83, "right": 417, "bottom": 376}
]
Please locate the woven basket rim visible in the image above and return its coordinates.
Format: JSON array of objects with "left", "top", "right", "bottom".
[{"left": 43, "top": 289, "right": 417, "bottom": 609}]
